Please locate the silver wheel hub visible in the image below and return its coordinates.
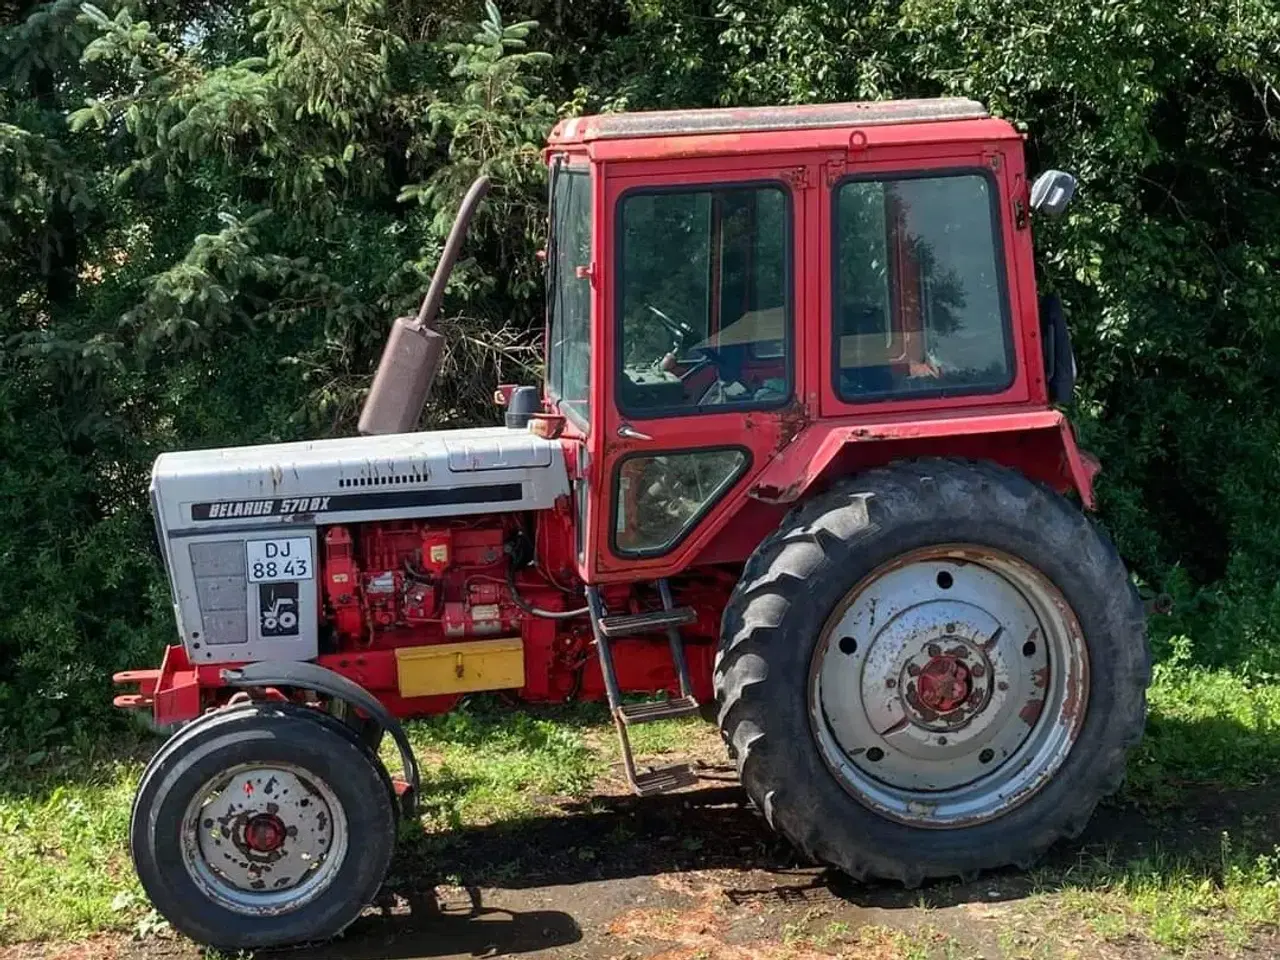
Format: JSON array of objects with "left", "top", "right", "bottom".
[
  {"left": 811, "top": 547, "right": 1087, "bottom": 827},
  {"left": 181, "top": 764, "right": 348, "bottom": 915}
]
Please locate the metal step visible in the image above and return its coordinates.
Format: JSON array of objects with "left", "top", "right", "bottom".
[
  {"left": 598, "top": 606, "right": 697, "bottom": 638},
  {"left": 632, "top": 763, "right": 698, "bottom": 797},
  {"left": 618, "top": 695, "right": 700, "bottom": 725},
  {"left": 586, "top": 582, "right": 701, "bottom": 797}
]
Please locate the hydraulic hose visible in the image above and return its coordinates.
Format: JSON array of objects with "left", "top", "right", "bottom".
[{"left": 505, "top": 565, "right": 589, "bottom": 620}]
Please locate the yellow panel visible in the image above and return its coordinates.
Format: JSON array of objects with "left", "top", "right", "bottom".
[{"left": 395, "top": 637, "right": 525, "bottom": 698}]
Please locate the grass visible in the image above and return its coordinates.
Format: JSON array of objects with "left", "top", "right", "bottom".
[
  {"left": 0, "top": 750, "right": 148, "bottom": 944},
  {"left": 1128, "top": 655, "right": 1280, "bottom": 802},
  {"left": 394, "top": 703, "right": 606, "bottom": 830},
  {"left": 777, "top": 919, "right": 973, "bottom": 959},
  {"left": 0, "top": 699, "right": 695, "bottom": 944},
  {"left": 3, "top": 666, "right": 1280, "bottom": 952},
  {"left": 1037, "top": 834, "right": 1280, "bottom": 954}
]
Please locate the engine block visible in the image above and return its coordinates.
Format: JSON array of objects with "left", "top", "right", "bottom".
[{"left": 321, "top": 518, "right": 524, "bottom": 647}]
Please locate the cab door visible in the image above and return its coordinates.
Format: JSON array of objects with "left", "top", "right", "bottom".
[{"left": 581, "top": 161, "right": 813, "bottom": 583}]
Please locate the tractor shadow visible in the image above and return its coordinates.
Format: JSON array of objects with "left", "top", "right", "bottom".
[
  {"left": 342, "top": 714, "right": 1280, "bottom": 951},
  {"left": 299, "top": 892, "right": 582, "bottom": 959}
]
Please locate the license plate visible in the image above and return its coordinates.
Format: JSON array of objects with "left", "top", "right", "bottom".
[{"left": 246, "top": 537, "right": 313, "bottom": 583}]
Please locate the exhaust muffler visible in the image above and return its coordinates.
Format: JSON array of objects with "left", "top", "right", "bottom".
[{"left": 358, "top": 176, "right": 492, "bottom": 436}]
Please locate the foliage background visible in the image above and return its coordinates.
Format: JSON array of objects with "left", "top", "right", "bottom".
[{"left": 2, "top": 0, "right": 1278, "bottom": 747}]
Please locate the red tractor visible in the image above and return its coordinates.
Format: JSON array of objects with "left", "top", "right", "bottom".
[{"left": 114, "top": 99, "right": 1149, "bottom": 948}]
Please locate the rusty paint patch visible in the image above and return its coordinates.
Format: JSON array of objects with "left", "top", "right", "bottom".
[
  {"left": 1019, "top": 699, "right": 1044, "bottom": 725},
  {"left": 748, "top": 478, "right": 803, "bottom": 503},
  {"left": 1031, "top": 666, "right": 1049, "bottom": 689},
  {"left": 774, "top": 401, "right": 811, "bottom": 455},
  {"left": 903, "top": 683, "right": 940, "bottom": 724},
  {"left": 849, "top": 426, "right": 891, "bottom": 441}
]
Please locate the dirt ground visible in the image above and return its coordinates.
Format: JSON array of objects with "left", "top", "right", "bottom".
[
  {"left": 8, "top": 750, "right": 1280, "bottom": 960},
  {"left": 309, "top": 769, "right": 1279, "bottom": 960}
]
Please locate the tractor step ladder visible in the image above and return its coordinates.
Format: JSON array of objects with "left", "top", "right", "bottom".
[{"left": 586, "top": 580, "right": 700, "bottom": 796}]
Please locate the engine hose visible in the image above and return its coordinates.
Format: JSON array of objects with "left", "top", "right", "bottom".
[{"left": 505, "top": 565, "right": 589, "bottom": 620}]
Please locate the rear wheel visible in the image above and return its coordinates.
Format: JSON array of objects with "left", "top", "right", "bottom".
[
  {"left": 130, "top": 702, "right": 396, "bottom": 948},
  {"left": 715, "top": 459, "right": 1148, "bottom": 883}
]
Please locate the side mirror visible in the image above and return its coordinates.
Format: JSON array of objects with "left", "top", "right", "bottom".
[{"left": 1030, "top": 170, "right": 1076, "bottom": 216}]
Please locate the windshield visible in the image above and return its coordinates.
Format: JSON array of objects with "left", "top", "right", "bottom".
[
  {"left": 834, "top": 172, "right": 1013, "bottom": 400},
  {"left": 546, "top": 162, "right": 592, "bottom": 425}
]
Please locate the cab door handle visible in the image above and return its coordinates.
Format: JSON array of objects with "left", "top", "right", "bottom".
[{"left": 617, "top": 423, "right": 652, "bottom": 441}]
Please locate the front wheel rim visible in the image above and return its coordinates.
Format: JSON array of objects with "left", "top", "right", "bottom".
[
  {"left": 180, "top": 762, "right": 349, "bottom": 915},
  {"left": 809, "top": 545, "right": 1089, "bottom": 828}
]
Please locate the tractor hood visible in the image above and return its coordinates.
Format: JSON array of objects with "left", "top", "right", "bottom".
[{"left": 151, "top": 426, "right": 571, "bottom": 535}]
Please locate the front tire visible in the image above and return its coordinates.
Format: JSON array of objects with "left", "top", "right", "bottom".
[
  {"left": 715, "top": 459, "right": 1149, "bottom": 884},
  {"left": 130, "top": 701, "right": 396, "bottom": 948}
]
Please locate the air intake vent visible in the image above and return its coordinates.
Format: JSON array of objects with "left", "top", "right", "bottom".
[{"left": 338, "top": 470, "right": 429, "bottom": 488}]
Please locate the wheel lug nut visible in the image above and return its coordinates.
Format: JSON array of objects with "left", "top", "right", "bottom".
[
  {"left": 866, "top": 747, "right": 884, "bottom": 762},
  {"left": 926, "top": 643, "right": 942, "bottom": 657},
  {"left": 979, "top": 748, "right": 995, "bottom": 763},
  {"left": 886, "top": 678, "right": 896, "bottom": 689},
  {"left": 937, "top": 736, "right": 948, "bottom": 745}
]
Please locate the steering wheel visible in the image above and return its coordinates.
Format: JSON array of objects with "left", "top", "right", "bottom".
[{"left": 647, "top": 305, "right": 696, "bottom": 345}]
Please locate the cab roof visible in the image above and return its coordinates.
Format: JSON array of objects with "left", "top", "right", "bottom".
[
  {"left": 545, "top": 98, "right": 1017, "bottom": 164},
  {"left": 549, "top": 98, "right": 988, "bottom": 145}
]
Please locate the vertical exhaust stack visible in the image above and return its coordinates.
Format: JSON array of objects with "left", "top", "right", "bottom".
[{"left": 358, "top": 176, "right": 492, "bottom": 436}]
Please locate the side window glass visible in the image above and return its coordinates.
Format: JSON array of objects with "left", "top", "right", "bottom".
[
  {"left": 834, "top": 173, "right": 1013, "bottom": 400},
  {"left": 547, "top": 168, "right": 592, "bottom": 424},
  {"left": 614, "top": 450, "right": 748, "bottom": 555},
  {"left": 617, "top": 184, "right": 791, "bottom": 416}
]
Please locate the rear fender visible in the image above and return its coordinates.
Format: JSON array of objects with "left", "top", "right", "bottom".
[{"left": 747, "top": 409, "right": 1100, "bottom": 509}]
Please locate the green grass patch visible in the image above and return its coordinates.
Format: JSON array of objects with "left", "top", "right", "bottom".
[
  {"left": 1127, "top": 645, "right": 1280, "bottom": 802},
  {"left": 1043, "top": 835, "right": 1280, "bottom": 954},
  {"left": 395, "top": 700, "right": 605, "bottom": 830},
  {"left": 626, "top": 714, "right": 704, "bottom": 756},
  {"left": 0, "top": 752, "right": 147, "bottom": 944},
  {"left": 3, "top": 665, "right": 1280, "bottom": 950}
]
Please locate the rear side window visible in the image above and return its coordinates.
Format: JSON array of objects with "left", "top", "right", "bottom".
[{"left": 833, "top": 172, "right": 1013, "bottom": 401}]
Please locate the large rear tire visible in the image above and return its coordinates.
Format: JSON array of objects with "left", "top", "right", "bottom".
[
  {"left": 130, "top": 701, "right": 396, "bottom": 948},
  {"left": 715, "top": 459, "right": 1149, "bottom": 884}
]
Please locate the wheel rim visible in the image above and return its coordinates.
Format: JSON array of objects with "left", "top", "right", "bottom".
[
  {"left": 809, "top": 545, "right": 1089, "bottom": 828},
  {"left": 180, "top": 763, "right": 349, "bottom": 915}
]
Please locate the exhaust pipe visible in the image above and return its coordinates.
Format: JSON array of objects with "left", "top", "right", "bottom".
[{"left": 358, "top": 176, "right": 492, "bottom": 436}]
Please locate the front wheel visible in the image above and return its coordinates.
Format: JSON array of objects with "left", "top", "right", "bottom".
[
  {"left": 130, "top": 702, "right": 397, "bottom": 948},
  {"left": 715, "top": 459, "right": 1149, "bottom": 884}
]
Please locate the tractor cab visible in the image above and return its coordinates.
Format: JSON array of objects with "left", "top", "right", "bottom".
[{"left": 540, "top": 99, "right": 1083, "bottom": 582}]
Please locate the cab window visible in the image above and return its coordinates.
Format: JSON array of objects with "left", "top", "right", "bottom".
[
  {"left": 615, "top": 183, "right": 791, "bottom": 417},
  {"left": 546, "top": 165, "right": 592, "bottom": 425},
  {"left": 833, "top": 172, "right": 1013, "bottom": 401}
]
